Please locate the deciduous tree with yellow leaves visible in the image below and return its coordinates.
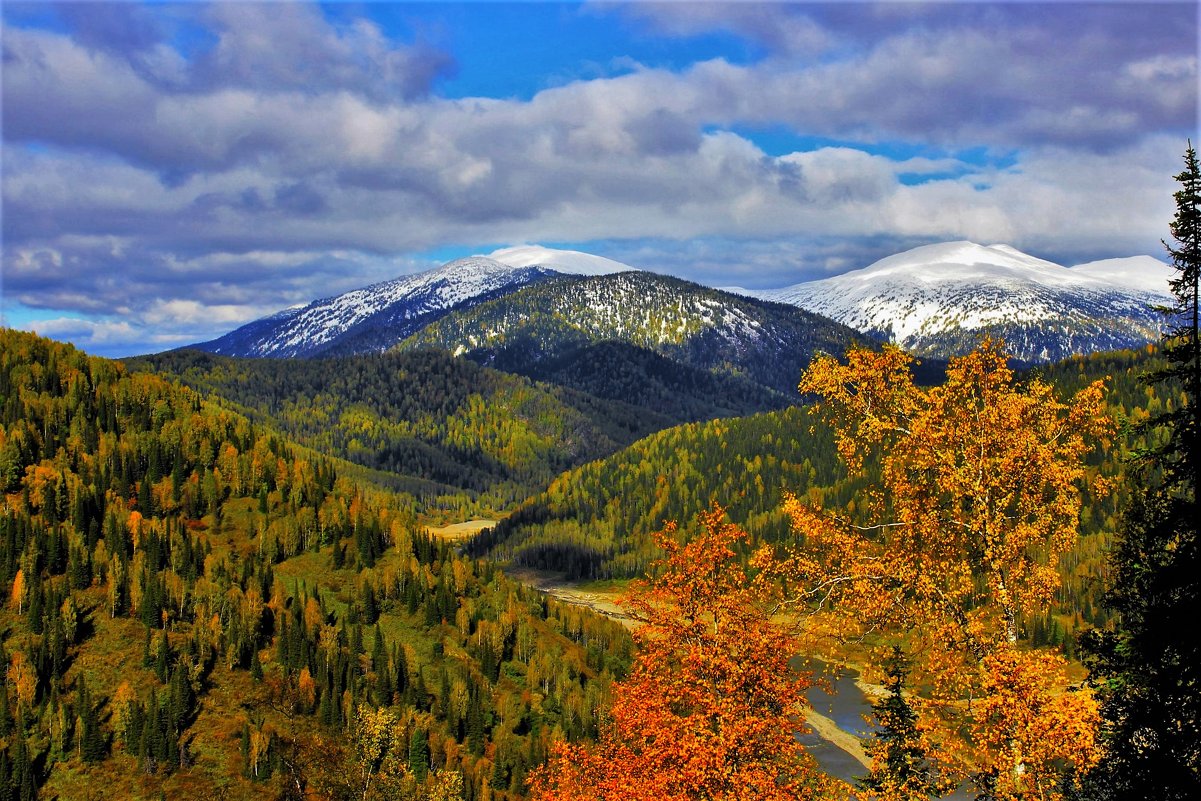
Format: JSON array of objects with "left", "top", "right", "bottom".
[{"left": 784, "top": 338, "right": 1111, "bottom": 799}]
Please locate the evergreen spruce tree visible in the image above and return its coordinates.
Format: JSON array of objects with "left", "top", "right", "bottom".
[
  {"left": 240, "top": 722, "right": 251, "bottom": 777},
  {"left": 155, "top": 631, "right": 170, "bottom": 682},
  {"left": 143, "top": 692, "right": 163, "bottom": 773},
  {"left": 859, "top": 647, "right": 953, "bottom": 800},
  {"left": 1081, "top": 142, "right": 1201, "bottom": 799},
  {"left": 0, "top": 690, "right": 12, "bottom": 738},
  {"left": 10, "top": 730, "right": 33, "bottom": 801},
  {"left": 393, "top": 642, "right": 408, "bottom": 695},
  {"left": 371, "top": 626, "right": 391, "bottom": 704},
  {"left": 250, "top": 645, "right": 263, "bottom": 681},
  {"left": 0, "top": 749, "right": 10, "bottom": 801},
  {"left": 409, "top": 727, "right": 429, "bottom": 784},
  {"left": 467, "top": 685, "right": 486, "bottom": 756},
  {"left": 77, "top": 676, "right": 106, "bottom": 763},
  {"left": 142, "top": 625, "right": 153, "bottom": 668},
  {"left": 362, "top": 583, "right": 379, "bottom": 624},
  {"left": 490, "top": 749, "right": 507, "bottom": 791},
  {"left": 26, "top": 581, "right": 43, "bottom": 635}
]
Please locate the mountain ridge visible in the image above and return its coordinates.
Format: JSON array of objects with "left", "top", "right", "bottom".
[
  {"left": 740, "top": 241, "right": 1171, "bottom": 363},
  {"left": 397, "top": 271, "right": 862, "bottom": 396},
  {"left": 194, "top": 257, "right": 559, "bottom": 358},
  {"left": 187, "top": 241, "right": 1170, "bottom": 366}
]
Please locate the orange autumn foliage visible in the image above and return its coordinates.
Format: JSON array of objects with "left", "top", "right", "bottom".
[
  {"left": 529, "top": 507, "right": 836, "bottom": 801},
  {"left": 786, "top": 339, "right": 1109, "bottom": 798}
]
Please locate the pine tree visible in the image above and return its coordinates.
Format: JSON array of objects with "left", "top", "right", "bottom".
[
  {"left": 10, "top": 729, "right": 33, "bottom": 801},
  {"left": 142, "top": 625, "right": 153, "bottom": 667},
  {"left": 250, "top": 645, "right": 263, "bottom": 681},
  {"left": 0, "top": 749, "right": 10, "bottom": 801},
  {"left": 1080, "top": 143, "right": 1201, "bottom": 799},
  {"left": 409, "top": 727, "right": 429, "bottom": 784},
  {"left": 859, "top": 647, "right": 954, "bottom": 800},
  {"left": 77, "top": 676, "right": 106, "bottom": 763},
  {"left": 371, "top": 626, "right": 391, "bottom": 704},
  {"left": 240, "top": 722, "right": 251, "bottom": 777}
]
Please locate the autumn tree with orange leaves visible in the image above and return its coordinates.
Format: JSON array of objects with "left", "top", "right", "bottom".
[
  {"left": 782, "top": 339, "right": 1111, "bottom": 800},
  {"left": 529, "top": 506, "right": 836, "bottom": 801}
]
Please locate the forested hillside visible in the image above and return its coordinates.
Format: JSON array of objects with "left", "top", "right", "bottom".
[
  {"left": 400, "top": 272, "right": 861, "bottom": 396},
  {"left": 0, "top": 330, "right": 630, "bottom": 801},
  {"left": 485, "top": 340, "right": 791, "bottom": 422},
  {"left": 472, "top": 346, "right": 1170, "bottom": 654},
  {"left": 129, "top": 349, "right": 682, "bottom": 515},
  {"left": 467, "top": 407, "right": 856, "bottom": 579}
]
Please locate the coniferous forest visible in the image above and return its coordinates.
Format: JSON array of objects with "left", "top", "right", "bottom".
[
  {"left": 0, "top": 120, "right": 1196, "bottom": 801},
  {"left": 0, "top": 330, "right": 631, "bottom": 800}
]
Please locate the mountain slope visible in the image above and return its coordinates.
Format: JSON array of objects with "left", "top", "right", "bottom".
[
  {"left": 191, "top": 247, "right": 637, "bottom": 360},
  {"left": 468, "top": 343, "right": 1164, "bottom": 648},
  {"left": 194, "top": 257, "right": 560, "bottom": 358},
  {"left": 1069, "top": 255, "right": 1175, "bottom": 296},
  {"left": 129, "top": 348, "right": 678, "bottom": 510},
  {"left": 399, "top": 272, "right": 863, "bottom": 396},
  {"left": 466, "top": 405, "right": 853, "bottom": 579},
  {"left": 517, "top": 340, "right": 791, "bottom": 421},
  {"left": 747, "top": 242, "right": 1171, "bottom": 363},
  {"left": 0, "top": 329, "right": 630, "bottom": 801}
]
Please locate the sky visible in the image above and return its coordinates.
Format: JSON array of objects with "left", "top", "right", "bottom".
[{"left": 2, "top": 1, "right": 1198, "bottom": 358}]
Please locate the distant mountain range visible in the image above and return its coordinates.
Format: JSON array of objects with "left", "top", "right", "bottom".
[
  {"left": 739, "top": 241, "right": 1173, "bottom": 363},
  {"left": 190, "top": 241, "right": 1173, "bottom": 369},
  {"left": 398, "top": 271, "right": 858, "bottom": 395},
  {"left": 195, "top": 245, "right": 634, "bottom": 358}
]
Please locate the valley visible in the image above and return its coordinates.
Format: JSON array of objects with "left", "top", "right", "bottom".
[
  {"left": 0, "top": 257, "right": 1176, "bottom": 798},
  {"left": 6, "top": 5, "right": 1195, "bottom": 797},
  {"left": 0, "top": 301, "right": 1170, "bottom": 799},
  {"left": 0, "top": 235, "right": 1181, "bottom": 801}
]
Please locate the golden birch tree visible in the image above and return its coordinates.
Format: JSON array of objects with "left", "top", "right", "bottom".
[{"left": 784, "top": 339, "right": 1110, "bottom": 799}]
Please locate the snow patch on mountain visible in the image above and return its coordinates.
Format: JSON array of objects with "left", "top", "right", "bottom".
[
  {"left": 197, "top": 256, "right": 555, "bottom": 358},
  {"left": 1070, "top": 256, "right": 1174, "bottom": 296},
  {"left": 486, "top": 245, "right": 635, "bottom": 276}
]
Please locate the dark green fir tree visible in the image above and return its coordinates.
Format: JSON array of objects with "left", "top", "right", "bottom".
[
  {"left": 408, "top": 727, "right": 429, "bottom": 784},
  {"left": 858, "top": 646, "right": 953, "bottom": 800},
  {"left": 1081, "top": 142, "right": 1201, "bottom": 799}
]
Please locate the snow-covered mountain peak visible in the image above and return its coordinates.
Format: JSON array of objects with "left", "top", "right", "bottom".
[
  {"left": 194, "top": 239, "right": 1175, "bottom": 364},
  {"left": 844, "top": 241, "right": 1069, "bottom": 286},
  {"left": 749, "top": 241, "right": 1172, "bottom": 363},
  {"left": 486, "top": 244, "right": 634, "bottom": 276},
  {"left": 195, "top": 255, "right": 555, "bottom": 358},
  {"left": 1070, "top": 256, "right": 1174, "bottom": 296}
]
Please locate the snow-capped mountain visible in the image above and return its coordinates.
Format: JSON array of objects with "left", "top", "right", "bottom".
[
  {"left": 194, "top": 257, "right": 559, "bottom": 358},
  {"left": 1069, "top": 255, "right": 1175, "bottom": 296},
  {"left": 193, "top": 247, "right": 639, "bottom": 358},
  {"left": 744, "top": 242, "right": 1172, "bottom": 363},
  {"left": 400, "top": 272, "right": 861, "bottom": 395},
  {"left": 192, "top": 240, "right": 1170, "bottom": 365}
]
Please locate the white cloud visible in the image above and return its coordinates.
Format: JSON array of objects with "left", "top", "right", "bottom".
[{"left": 1, "top": 3, "right": 1194, "bottom": 355}]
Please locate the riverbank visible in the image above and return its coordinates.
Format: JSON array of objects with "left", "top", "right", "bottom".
[{"left": 505, "top": 566, "right": 875, "bottom": 782}]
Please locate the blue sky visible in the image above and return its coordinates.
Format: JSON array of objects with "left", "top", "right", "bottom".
[{"left": 2, "top": 1, "right": 1197, "bottom": 356}]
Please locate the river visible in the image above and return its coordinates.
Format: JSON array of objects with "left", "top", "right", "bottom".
[{"left": 798, "top": 658, "right": 877, "bottom": 785}]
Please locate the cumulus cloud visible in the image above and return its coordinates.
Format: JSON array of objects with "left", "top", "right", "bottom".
[
  {"left": 1, "top": 2, "right": 1195, "bottom": 356},
  {"left": 605, "top": 1, "right": 831, "bottom": 57}
]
